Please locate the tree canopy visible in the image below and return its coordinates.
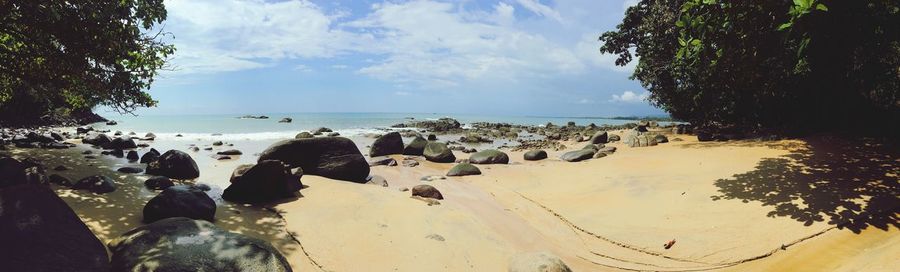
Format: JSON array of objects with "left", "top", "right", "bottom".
[
  {"left": 600, "top": 0, "right": 899, "bottom": 134},
  {"left": 0, "top": 0, "right": 173, "bottom": 126}
]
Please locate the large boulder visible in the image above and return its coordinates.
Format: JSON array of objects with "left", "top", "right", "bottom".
[
  {"left": 423, "top": 142, "right": 456, "bottom": 163},
  {"left": 508, "top": 251, "right": 572, "bottom": 272},
  {"left": 0, "top": 185, "right": 110, "bottom": 271},
  {"left": 0, "top": 157, "right": 27, "bottom": 188},
  {"left": 143, "top": 185, "right": 216, "bottom": 223},
  {"left": 447, "top": 163, "right": 481, "bottom": 176},
  {"left": 402, "top": 136, "right": 428, "bottom": 156},
  {"left": 560, "top": 149, "right": 595, "bottom": 162},
  {"left": 223, "top": 160, "right": 303, "bottom": 204},
  {"left": 144, "top": 176, "right": 174, "bottom": 190},
  {"left": 412, "top": 184, "right": 444, "bottom": 200},
  {"left": 108, "top": 217, "right": 292, "bottom": 272},
  {"left": 524, "top": 150, "right": 548, "bottom": 161},
  {"left": 82, "top": 133, "right": 111, "bottom": 146},
  {"left": 468, "top": 149, "right": 509, "bottom": 164},
  {"left": 146, "top": 150, "right": 200, "bottom": 179},
  {"left": 140, "top": 148, "right": 161, "bottom": 164},
  {"left": 590, "top": 131, "right": 608, "bottom": 144},
  {"left": 72, "top": 175, "right": 116, "bottom": 194},
  {"left": 257, "top": 137, "right": 369, "bottom": 182},
  {"left": 369, "top": 132, "right": 404, "bottom": 157},
  {"left": 104, "top": 136, "right": 136, "bottom": 150}
]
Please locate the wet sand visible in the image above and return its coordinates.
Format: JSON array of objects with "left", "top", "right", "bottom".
[{"left": 7, "top": 130, "right": 897, "bottom": 271}]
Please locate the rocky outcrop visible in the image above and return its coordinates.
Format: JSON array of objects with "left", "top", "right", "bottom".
[{"left": 257, "top": 137, "right": 369, "bottom": 182}]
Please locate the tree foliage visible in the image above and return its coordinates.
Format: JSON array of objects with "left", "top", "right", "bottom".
[
  {"left": 0, "top": 0, "right": 173, "bottom": 125},
  {"left": 600, "top": 0, "right": 899, "bottom": 133}
]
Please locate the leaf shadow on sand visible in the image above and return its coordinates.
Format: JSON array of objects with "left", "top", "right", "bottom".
[{"left": 708, "top": 136, "right": 899, "bottom": 233}]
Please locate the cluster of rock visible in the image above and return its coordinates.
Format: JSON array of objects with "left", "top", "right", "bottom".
[
  {"left": 391, "top": 117, "right": 462, "bottom": 133},
  {"left": 559, "top": 131, "right": 619, "bottom": 162},
  {"left": 238, "top": 115, "right": 269, "bottom": 119},
  {"left": 0, "top": 128, "right": 75, "bottom": 149}
]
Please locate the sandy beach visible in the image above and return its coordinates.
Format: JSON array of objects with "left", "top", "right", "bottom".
[{"left": 4, "top": 126, "right": 896, "bottom": 272}]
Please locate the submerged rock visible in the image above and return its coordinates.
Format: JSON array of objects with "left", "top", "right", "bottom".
[{"left": 108, "top": 217, "right": 291, "bottom": 272}]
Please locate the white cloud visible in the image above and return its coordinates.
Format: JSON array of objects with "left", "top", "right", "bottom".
[
  {"left": 293, "top": 64, "right": 312, "bottom": 72},
  {"left": 610, "top": 91, "right": 649, "bottom": 103},
  {"left": 515, "top": 0, "right": 563, "bottom": 22},
  {"left": 575, "top": 34, "right": 636, "bottom": 73},
  {"left": 330, "top": 64, "right": 349, "bottom": 69},
  {"left": 576, "top": 98, "right": 594, "bottom": 104}
]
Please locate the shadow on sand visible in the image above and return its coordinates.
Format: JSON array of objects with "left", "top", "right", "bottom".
[{"left": 710, "top": 135, "right": 899, "bottom": 233}]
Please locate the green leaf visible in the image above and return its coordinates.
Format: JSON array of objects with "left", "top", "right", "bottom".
[
  {"left": 816, "top": 3, "right": 828, "bottom": 11},
  {"left": 777, "top": 22, "right": 793, "bottom": 31}
]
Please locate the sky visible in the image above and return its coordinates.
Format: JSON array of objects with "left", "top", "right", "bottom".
[{"left": 132, "top": 0, "right": 664, "bottom": 117}]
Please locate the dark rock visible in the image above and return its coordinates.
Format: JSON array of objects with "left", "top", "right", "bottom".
[
  {"left": 590, "top": 131, "right": 608, "bottom": 144},
  {"left": 217, "top": 149, "right": 243, "bottom": 155},
  {"left": 82, "top": 133, "right": 111, "bottom": 146},
  {"left": 257, "top": 137, "right": 369, "bottom": 182},
  {"left": 24, "top": 166, "right": 49, "bottom": 186},
  {"left": 402, "top": 136, "right": 428, "bottom": 156},
  {"left": 140, "top": 148, "right": 161, "bottom": 164},
  {"left": 427, "top": 134, "right": 437, "bottom": 141},
  {"left": 106, "top": 120, "right": 117, "bottom": 125},
  {"left": 654, "top": 134, "right": 669, "bottom": 143},
  {"left": 313, "top": 127, "right": 332, "bottom": 134},
  {"left": 447, "top": 163, "right": 481, "bottom": 176},
  {"left": 524, "top": 150, "right": 548, "bottom": 161},
  {"left": 370, "top": 132, "right": 404, "bottom": 157},
  {"left": 0, "top": 157, "right": 27, "bottom": 188},
  {"left": 126, "top": 150, "right": 139, "bottom": 161},
  {"left": 608, "top": 134, "right": 621, "bottom": 142},
  {"left": 468, "top": 149, "right": 509, "bottom": 164},
  {"left": 295, "top": 132, "right": 313, "bottom": 139},
  {"left": 278, "top": 117, "right": 292, "bottom": 123},
  {"left": 212, "top": 141, "right": 223, "bottom": 146},
  {"left": 48, "top": 174, "right": 72, "bottom": 186},
  {"left": 143, "top": 185, "right": 216, "bottom": 223},
  {"left": 76, "top": 126, "right": 94, "bottom": 134},
  {"left": 0, "top": 185, "right": 110, "bottom": 272},
  {"left": 53, "top": 165, "right": 69, "bottom": 171},
  {"left": 108, "top": 217, "right": 291, "bottom": 272},
  {"left": 203, "top": 147, "right": 213, "bottom": 151},
  {"left": 104, "top": 136, "right": 136, "bottom": 149},
  {"left": 560, "top": 149, "right": 595, "bottom": 162},
  {"left": 593, "top": 152, "right": 608, "bottom": 159},
  {"left": 327, "top": 132, "right": 340, "bottom": 137},
  {"left": 412, "top": 184, "right": 443, "bottom": 200},
  {"left": 223, "top": 160, "right": 303, "bottom": 204},
  {"left": 144, "top": 176, "right": 174, "bottom": 190},
  {"left": 146, "top": 150, "right": 200, "bottom": 179},
  {"left": 424, "top": 142, "right": 456, "bottom": 163},
  {"left": 50, "top": 132, "right": 64, "bottom": 141},
  {"left": 144, "top": 132, "right": 156, "bottom": 140},
  {"left": 72, "top": 175, "right": 116, "bottom": 194},
  {"left": 117, "top": 167, "right": 143, "bottom": 174}
]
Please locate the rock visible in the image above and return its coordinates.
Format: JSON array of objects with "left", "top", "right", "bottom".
[
  {"left": 424, "top": 142, "right": 456, "bottom": 163},
  {"left": 50, "top": 132, "right": 64, "bottom": 141},
  {"left": 427, "top": 134, "right": 437, "bottom": 141},
  {"left": 140, "top": 148, "right": 161, "bottom": 164},
  {"left": 295, "top": 131, "right": 313, "bottom": 139},
  {"left": 117, "top": 167, "right": 143, "bottom": 174},
  {"left": 582, "top": 144, "right": 601, "bottom": 152},
  {"left": 76, "top": 126, "right": 94, "bottom": 134},
  {"left": 144, "top": 176, "right": 174, "bottom": 190},
  {"left": 23, "top": 165, "right": 49, "bottom": 186},
  {"left": 212, "top": 141, "right": 223, "bottom": 146},
  {"left": 82, "top": 133, "right": 111, "bottom": 146},
  {"left": 258, "top": 137, "right": 369, "bottom": 182},
  {"left": 426, "top": 234, "right": 445, "bottom": 242},
  {"left": 402, "top": 136, "right": 428, "bottom": 156},
  {"left": 144, "top": 132, "right": 156, "bottom": 140},
  {"left": 313, "top": 127, "right": 332, "bottom": 134},
  {"left": 411, "top": 184, "right": 443, "bottom": 200},
  {"left": 608, "top": 134, "right": 621, "bottom": 142},
  {"left": 114, "top": 131, "right": 122, "bottom": 136},
  {"left": 447, "top": 163, "right": 481, "bottom": 176},
  {"left": 82, "top": 150, "right": 93, "bottom": 154},
  {"left": 104, "top": 136, "right": 137, "bottom": 150},
  {"left": 143, "top": 185, "right": 216, "bottom": 223},
  {"left": 108, "top": 217, "right": 291, "bottom": 272},
  {"left": 624, "top": 130, "right": 658, "bottom": 147},
  {"left": 146, "top": 150, "right": 200, "bottom": 179},
  {"left": 402, "top": 159, "right": 419, "bottom": 167},
  {"left": 175, "top": 134, "right": 183, "bottom": 137},
  {"left": 560, "top": 149, "right": 595, "bottom": 162},
  {"left": 370, "top": 132, "right": 404, "bottom": 157},
  {"left": 369, "top": 156, "right": 398, "bottom": 167},
  {"left": 203, "top": 147, "right": 213, "bottom": 151},
  {"left": 590, "top": 131, "right": 608, "bottom": 144},
  {"left": 126, "top": 150, "right": 139, "bottom": 161},
  {"left": 278, "top": 117, "right": 292, "bottom": 123},
  {"left": 0, "top": 157, "right": 27, "bottom": 188},
  {"left": 654, "top": 134, "right": 669, "bottom": 143},
  {"left": 468, "top": 149, "right": 509, "bottom": 164},
  {"left": 217, "top": 156, "right": 232, "bottom": 160},
  {"left": 53, "top": 165, "right": 69, "bottom": 171},
  {"left": 593, "top": 152, "right": 608, "bottom": 159},
  {"left": 524, "top": 150, "right": 548, "bottom": 161},
  {"left": 0, "top": 185, "right": 110, "bottom": 271},
  {"left": 420, "top": 175, "right": 446, "bottom": 182},
  {"left": 598, "top": 146, "right": 617, "bottom": 154},
  {"left": 102, "top": 149, "right": 124, "bottom": 157},
  {"left": 223, "top": 160, "right": 303, "bottom": 204},
  {"left": 48, "top": 174, "right": 73, "bottom": 186},
  {"left": 72, "top": 175, "right": 116, "bottom": 194},
  {"left": 106, "top": 120, "right": 117, "bottom": 125},
  {"left": 365, "top": 175, "right": 389, "bottom": 187},
  {"left": 217, "top": 149, "right": 243, "bottom": 155},
  {"left": 509, "top": 251, "right": 572, "bottom": 272},
  {"left": 327, "top": 132, "right": 340, "bottom": 137}
]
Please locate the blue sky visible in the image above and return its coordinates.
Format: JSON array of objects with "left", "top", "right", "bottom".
[{"left": 132, "top": 0, "right": 663, "bottom": 117}]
